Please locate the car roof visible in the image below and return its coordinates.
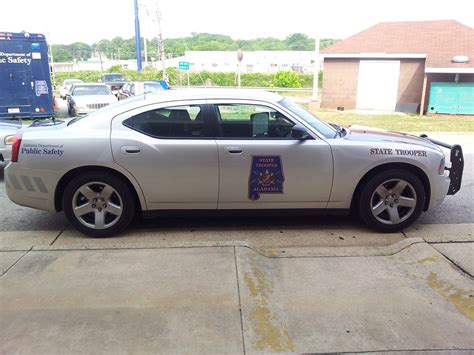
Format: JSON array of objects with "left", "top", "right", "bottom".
[
  {"left": 143, "top": 89, "right": 283, "bottom": 103},
  {"left": 74, "top": 89, "right": 284, "bottom": 121}
]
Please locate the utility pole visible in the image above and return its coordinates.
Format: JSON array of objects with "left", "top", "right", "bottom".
[
  {"left": 237, "top": 50, "right": 243, "bottom": 88},
  {"left": 312, "top": 36, "right": 320, "bottom": 101},
  {"left": 134, "top": 0, "right": 142, "bottom": 71},
  {"left": 154, "top": 2, "right": 167, "bottom": 81},
  {"left": 98, "top": 46, "right": 104, "bottom": 72},
  {"left": 144, "top": 37, "right": 148, "bottom": 66}
]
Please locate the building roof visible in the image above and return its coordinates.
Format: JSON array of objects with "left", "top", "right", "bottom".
[{"left": 322, "top": 20, "right": 474, "bottom": 69}]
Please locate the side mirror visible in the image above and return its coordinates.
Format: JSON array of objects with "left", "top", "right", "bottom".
[{"left": 291, "top": 125, "right": 309, "bottom": 140}]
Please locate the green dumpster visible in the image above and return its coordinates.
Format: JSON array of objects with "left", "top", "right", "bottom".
[{"left": 428, "top": 82, "right": 474, "bottom": 115}]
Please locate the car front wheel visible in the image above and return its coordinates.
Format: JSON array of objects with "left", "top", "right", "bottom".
[
  {"left": 358, "top": 169, "right": 425, "bottom": 232},
  {"left": 63, "top": 172, "right": 135, "bottom": 237}
]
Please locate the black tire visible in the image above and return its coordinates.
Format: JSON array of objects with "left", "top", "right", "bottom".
[
  {"left": 63, "top": 172, "right": 135, "bottom": 237},
  {"left": 358, "top": 169, "right": 425, "bottom": 232}
]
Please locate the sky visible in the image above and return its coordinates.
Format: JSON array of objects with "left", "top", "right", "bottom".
[{"left": 1, "top": 0, "right": 473, "bottom": 44}]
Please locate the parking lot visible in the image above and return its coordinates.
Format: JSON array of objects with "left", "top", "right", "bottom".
[{"left": 0, "top": 131, "right": 473, "bottom": 353}]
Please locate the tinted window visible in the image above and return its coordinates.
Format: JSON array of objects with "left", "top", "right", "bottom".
[
  {"left": 124, "top": 105, "right": 210, "bottom": 138},
  {"left": 216, "top": 104, "right": 296, "bottom": 139}
]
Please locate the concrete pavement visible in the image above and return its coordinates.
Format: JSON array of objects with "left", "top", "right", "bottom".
[{"left": 1, "top": 224, "right": 473, "bottom": 353}]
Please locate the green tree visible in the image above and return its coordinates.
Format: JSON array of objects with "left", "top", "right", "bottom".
[
  {"left": 69, "top": 42, "right": 92, "bottom": 61},
  {"left": 52, "top": 45, "right": 73, "bottom": 62}
]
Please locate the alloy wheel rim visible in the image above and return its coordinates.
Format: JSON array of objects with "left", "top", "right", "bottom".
[
  {"left": 72, "top": 182, "right": 123, "bottom": 230},
  {"left": 370, "top": 178, "right": 417, "bottom": 225}
]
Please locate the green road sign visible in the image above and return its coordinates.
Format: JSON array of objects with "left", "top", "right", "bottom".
[{"left": 178, "top": 61, "right": 190, "bottom": 71}]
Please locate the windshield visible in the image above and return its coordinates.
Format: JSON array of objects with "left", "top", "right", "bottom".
[
  {"left": 279, "top": 98, "right": 336, "bottom": 139},
  {"left": 103, "top": 74, "right": 125, "bottom": 82},
  {"left": 72, "top": 85, "right": 111, "bottom": 96},
  {"left": 144, "top": 83, "right": 164, "bottom": 94}
]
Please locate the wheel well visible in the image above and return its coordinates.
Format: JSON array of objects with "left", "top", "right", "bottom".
[
  {"left": 54, "top": 166, "right": 142, "bottom": 212},
  {"left": 350, "top": 163, "right": 431, "bottom": 212}
]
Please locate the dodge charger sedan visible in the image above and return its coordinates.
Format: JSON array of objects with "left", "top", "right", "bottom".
[{"left": 5, "top": 90, "right": 463, "bottom": 237}]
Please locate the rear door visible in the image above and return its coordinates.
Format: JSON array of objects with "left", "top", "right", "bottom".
[
  {"left": 212, "top": 101, "right": 333, "bottom": 209},
  {"left": 111, "top": 100, "right": 219, "bottom": 210}
]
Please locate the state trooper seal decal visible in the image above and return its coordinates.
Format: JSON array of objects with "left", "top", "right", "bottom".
[{"left": 248, "top": 155, "right": 285, "bottom": 200}]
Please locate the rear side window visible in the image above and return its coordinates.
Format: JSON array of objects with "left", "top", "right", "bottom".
[{"left": 123, "top": 105, "right": 211, "bottom": 138}]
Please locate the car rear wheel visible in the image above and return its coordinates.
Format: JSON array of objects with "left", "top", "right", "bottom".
[
  {"left": 63, "top": 172, "right": 135, "bottom": 237},
  {"left": 358, "top": 169, "right": 425, "bottom": 232}
]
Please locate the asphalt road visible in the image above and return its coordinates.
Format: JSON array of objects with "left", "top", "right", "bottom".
[{"left": 0, "top": 133, "right": 472, "bottom": 232}]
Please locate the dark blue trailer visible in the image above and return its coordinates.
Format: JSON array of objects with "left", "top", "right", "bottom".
[{"left": 0, "top": 32, "right": 54, "bottom": 120}]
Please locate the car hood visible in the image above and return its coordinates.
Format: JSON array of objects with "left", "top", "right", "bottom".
[
  {"left": 343, "top": 125, "right": 438, "bottom": 150},
  {"left": 73, "top": 95, "right": 117, "bottom": 105}
]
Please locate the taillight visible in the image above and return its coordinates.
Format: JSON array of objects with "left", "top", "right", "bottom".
[{"left": 11, "top": 132, "right": 23, "bottom": 163}]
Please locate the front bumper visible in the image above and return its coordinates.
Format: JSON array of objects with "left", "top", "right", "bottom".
[{"left": 420, "top": 134, "right": 464, "bottom": 195}]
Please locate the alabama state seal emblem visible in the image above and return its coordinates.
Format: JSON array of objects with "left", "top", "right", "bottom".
[{"left": 248, "top": 156, "right": 285, "bottom": 200}]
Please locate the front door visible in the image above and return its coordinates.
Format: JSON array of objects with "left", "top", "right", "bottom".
[
  {"left": 212, "top": 102, "right": 333, "bottom": 209},
  {"left": 111, "top": 101, "right": 219, "bottom": 210}
]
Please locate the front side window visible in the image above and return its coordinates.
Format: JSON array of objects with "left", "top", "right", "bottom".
[
  {"left": 124, "top": 105, "right": 210, "bottom": 138},
  {"left": 216, "top": 104, "right": 296, "bottom": 139}
]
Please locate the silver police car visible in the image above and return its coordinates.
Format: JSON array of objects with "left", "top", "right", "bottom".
[{"left": 5, "top": 90, "right": 463, "bottom": 237}]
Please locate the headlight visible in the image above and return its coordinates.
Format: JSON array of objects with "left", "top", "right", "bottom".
[
  {"left": 438, "top": 157, "right": 445, "bottom": 175},
  {"left": 4, "top": 134, "right": 15, "bottom": 145}
]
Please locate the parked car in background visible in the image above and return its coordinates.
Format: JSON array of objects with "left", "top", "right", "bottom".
[
  {"left": 99, "top": 73, "right": 127, "bottom": 95},
  {"left": 117, "top": 81, "right": 167, "bottom": 100},
  {"left": 0, "top": 119, "right": 22, "bottom": 166},
  {"left": 59, "top": 79, "right": 83, "bottom": 99},
  {"left": 66, "top": 83, "right": 117, "bottom": 116}
]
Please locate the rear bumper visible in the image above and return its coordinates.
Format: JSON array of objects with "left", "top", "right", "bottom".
[
  {"left": 5, "top": 163, "right": 61, "bottom": 212},
  {"left": 420, "top": 134, "right": 464, "bottom": 195}
]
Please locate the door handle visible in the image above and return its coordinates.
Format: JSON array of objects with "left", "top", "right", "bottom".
[
  {"left": 225, "top": 147, "right": 243, "bottom": 154},
  {"left": 121, "top": 146, "right": 141, "bottom": 154}
]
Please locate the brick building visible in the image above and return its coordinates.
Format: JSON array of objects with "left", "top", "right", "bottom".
[{"left": 320, "top": 20, "right": 474, "bottom": 114}]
